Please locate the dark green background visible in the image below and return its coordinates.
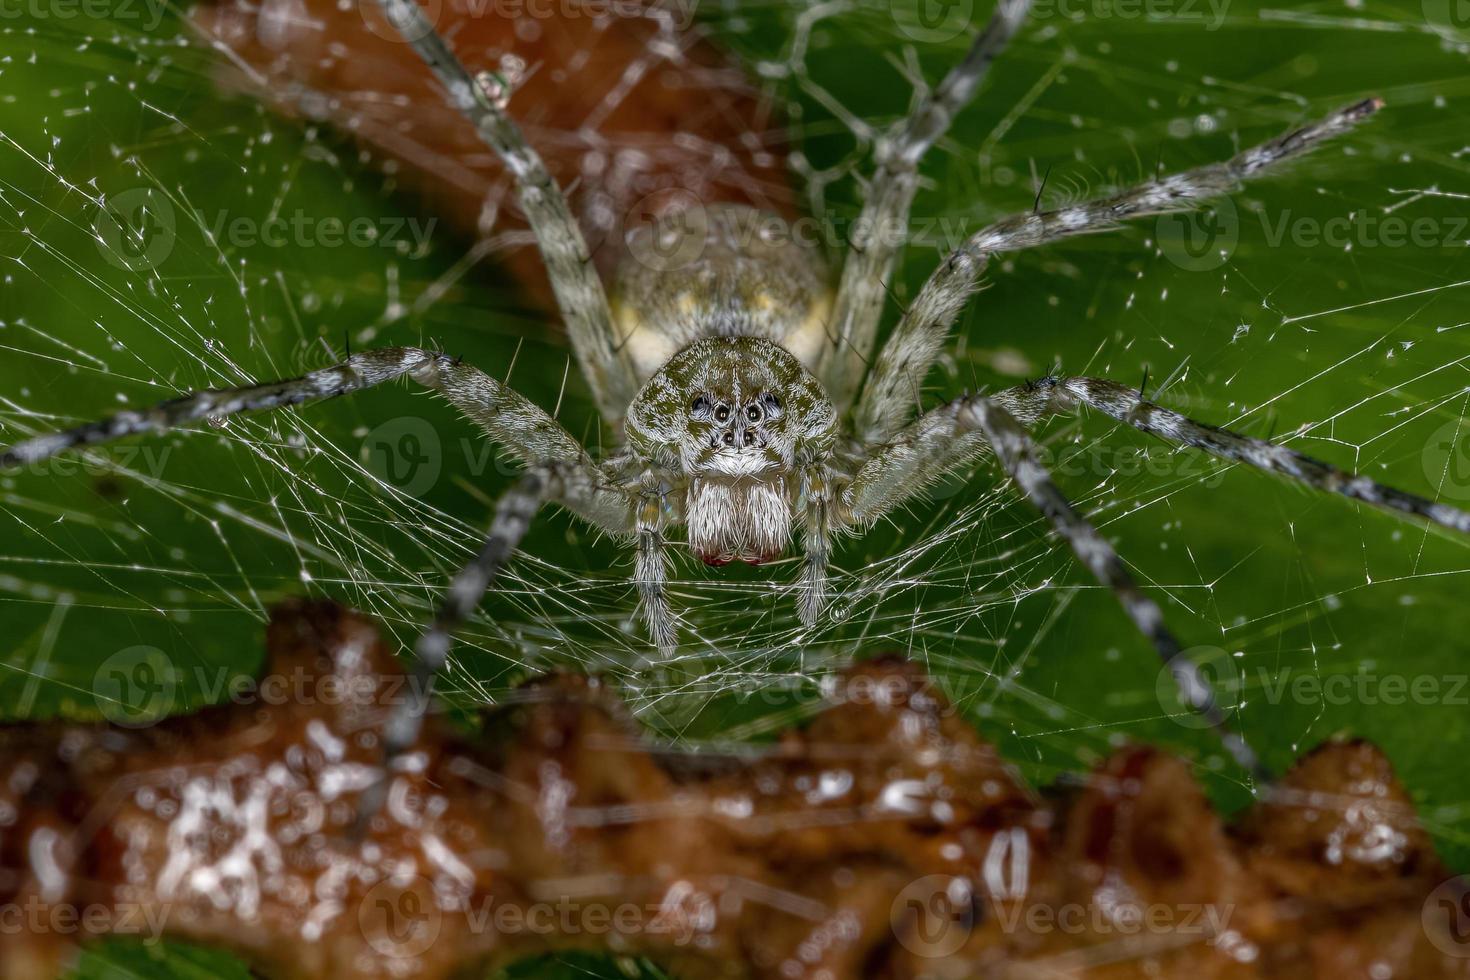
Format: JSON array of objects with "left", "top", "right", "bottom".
[{"left": 2, "top": 0, "right": 1469, "bottom": 975}]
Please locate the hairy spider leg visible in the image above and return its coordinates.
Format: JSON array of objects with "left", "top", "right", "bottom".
[{"left": 853, "top": 98, "right": 1384, "bottom": 445}]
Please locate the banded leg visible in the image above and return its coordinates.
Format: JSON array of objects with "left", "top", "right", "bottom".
[
  {"left": 371, "top": 0, "right": 638, "bottom": 417},
  {"left": 840, "top": 397, "right": 1265, "bottom": 778},
  {"left": 635, "top": 484, "right": 677, "bottom": 654},
  {"left": 970, "top": 400, "right": 1265, "bottom": 779},
  {"left": 363, "top": 467, "right": 555, "bottom": 823},
  {"left": 798, "top": 466, "right": 835, "bottom": 627},
  {"left": 999, "top": 376, "right": 1470, "bottom": 536},
  {"left": 823, "top": 0, "right": 1033, "bottom": 408},
  {"left": 853, "top": 98, "right": 1384, "bottom": 445},
  {"left": 0, "top": 347, "right": 632, "bottom": 534}
]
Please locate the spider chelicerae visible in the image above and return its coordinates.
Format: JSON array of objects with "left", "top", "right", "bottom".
[{"left": 5, "top": 0, "right": 1469, "bottom": 781}]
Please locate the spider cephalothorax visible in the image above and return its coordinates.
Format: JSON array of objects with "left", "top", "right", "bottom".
[
  {"left": 4, "top": 0, "right": 1464, "bottom": 783},
  {"left": 626, "top": 335, "right": 837, "bottom": 565}
]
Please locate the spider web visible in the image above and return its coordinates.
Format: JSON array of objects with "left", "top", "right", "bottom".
[{"left": 3, "top": 1, "right": 1470, "bottom": 956}]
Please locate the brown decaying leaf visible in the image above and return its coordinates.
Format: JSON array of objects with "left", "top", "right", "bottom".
[{"left": 2, "top": 601, "right": 1467, "bottom": 979}]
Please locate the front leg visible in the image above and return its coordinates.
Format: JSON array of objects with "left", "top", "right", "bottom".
[
  {"left": 635, "top": 478, "right": 678, "bottom": 654},
  {"left": 798, "top": 466, "right": 836, "bottom": 627},
  {"left": 842, "top": 381, "right": 1071, "bottom": 525},
  {"left": 841, "top": 400, "right": 996, "bottom": 526},
  {"left": 0, "top": 345, "right": 633, "bottom": 536}
]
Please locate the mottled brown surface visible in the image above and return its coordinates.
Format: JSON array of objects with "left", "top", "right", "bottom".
[
  {"left": 192, "top": 0, "right": 793, "bottom": 306},
  {"left": 2, "top": 602, "right": 1467, "bottom": 978}
]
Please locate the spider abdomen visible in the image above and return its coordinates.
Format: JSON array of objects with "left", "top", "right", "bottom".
[{"left": 613, "top": 203, "right": 833, "bottom": 383}]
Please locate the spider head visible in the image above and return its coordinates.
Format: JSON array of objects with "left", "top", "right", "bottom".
[{"left": 627, "top": 336, "right": 837, "bottom": 566}]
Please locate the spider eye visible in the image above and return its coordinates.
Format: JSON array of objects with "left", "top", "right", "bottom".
[
  {"left": 759, "top": 392, "right": 782, "bottom": 416},
  {"left": 745, "top": 404, "right": 761, "bottom": 423},
  {"left": 714, "top": 403, "right": 730, "bottom": 423},
  {"left": 690, "top": 395, "right": 711, "bottom": 416}
]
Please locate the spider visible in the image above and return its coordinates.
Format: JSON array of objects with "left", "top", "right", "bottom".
[{"left": 5, "top": 0, "right": 1469, "bottom": 783}]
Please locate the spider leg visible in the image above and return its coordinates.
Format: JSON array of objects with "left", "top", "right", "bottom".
[
  {"left": 1001, "top": 375, "right": 1470, "bottom": 536},
  {"left": 839, "top": 397, "right": 1264, "bottom": 778},
  {"left": 970, "top": 400, "right": 1265, "bottom": 779},
  {"left": 798, "top": 466, "right": 835, "bottom": 626},
  {"left": 0, "top": 347, "right": 633, "bottom": 533},
  {"left": 853, "top": 98, "right": 1383, "bottom": 445},
  {"left": 635, "top": 484, "right": 677, "bottom": 654},
  {"left": 369, "top": 0, "right": 638, "bottom": 417},
  {"left": 823, "top": 0, "right": 1033, "bottom": 408},
  {"left": 361, "top": 466, "right": 555, "bottom": 825}
]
